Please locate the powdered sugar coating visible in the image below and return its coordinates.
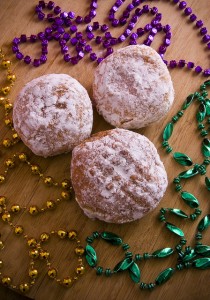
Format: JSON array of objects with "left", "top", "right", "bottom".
[
  {"left": 13, "top": 74, "right": 93, "bottom": 157},
  {"left": 71, "top": 128, "right": 168, "bottom": 224},
  {"left": 93, "top": 45, "right": 174, "bottom": 129}
]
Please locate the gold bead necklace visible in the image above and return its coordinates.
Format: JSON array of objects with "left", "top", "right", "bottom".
[{"left": 0, "top": 48, "right": 85, "bottom": 294}]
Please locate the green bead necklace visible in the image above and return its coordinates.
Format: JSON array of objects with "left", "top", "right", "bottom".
[{"left": 85, "top": 80, "right": 210, "bottom": 291}]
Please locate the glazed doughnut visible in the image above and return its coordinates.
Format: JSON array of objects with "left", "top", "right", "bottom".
[
  {"left": 93, "top": 45, "right": 174, "bottom": 129},
  {"left": 71, "top": 128, "right": 168, "bottom": 224},
  {"left": 13, "top": 74, "right": 93, "bottom": 157}
]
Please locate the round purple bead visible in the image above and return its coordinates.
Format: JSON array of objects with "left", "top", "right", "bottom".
[
  {"left": 187, "top": 62, "right": 194, "bottom": 69},
  {"left": 71, "top": 57, "right": 79, "bottom": 65},
  {"left": 202, "top": 35, "right": 210, "bottom": 43},
  {"left": 123, "top": 11, "right": 130, "bottom": 18},
  {"left": 178, "top": 60, "right": 186, "bottom": 67},
  {"left": 124, "top": 29, "right": 131, "bottom": 37},
  {"left": 38, "top": 32, "right": 45, "bottom": 40},
  {"left": 71, "top": 38, "right": 78, "bottom": 46},
  {"left": 97, "top": 58, "right": 104, "bottom": 64},
  {"left": 93, "top": 22, "right": 99, "bottom": 30},
  {"left": 118, "top": 35, "right": 126, "bottom": 42},
  {"left": 12, "top": 45, "right": 19, "bottom": 53},
  {"left": 190, "top": 14, "right": 197, "bottom": 22},
  {"left": 89, "top": 10, "right": 96, "bottom": 18},
  {"left": 144, "top": 24, "right": 152, "bottom": 32},
  {"left": 106, "top": 47, "right": 113, "bottom": 55},
  {"left": 24, "top": 55, "right": 31, "bottom": 64},
  {"left": 84, "top": 16, "right": 91, "bottom": 24},
  {"left": 61, "top": 45, "right": 68, "bottom": 54},
  {"left": 166, "top": 32, "right": 172, "bottom": 39},
  {"left": 111, "top": 6, "right": 118, "bottom": 13},
  {"left": 132, "top": 0, "right": 141, "bottom": 7},
  {"left": 47, "top": 14, "right": 54, "bottom": 22},
  {"left": 87, "top": 32, "right": 94, "bottom": 40},
  {"left": 101, "top": 24, "right": 109, "bottom": 32},
  {"left": 47, "top": 1, "right": 55, "bottom": 9},
  {"left": 130, "top": 33, "right": 138, "bottom": 40},
  {"left": 203, "top": 69, "right": 210, "bottom": 77},
  {"left": 30, "top": 35, "right": 37, "bottom": 43},
  {"left": 164, "top": 39, "right": 171, "bottom": 46},
  {"left": 57, "top": 27, "right": 65, "bottom": 34},
  {"left": 40, "top": 55, "right": 47, "bottom": 64},
  {"left": 169, "top": 60, "right": 177, "bottom": 68},
  {"left": 70, "top": 25, "right": 77, "bottom": 33},
  {"left": 196, "top": 20, "right": 204, "bottom": 28},
  {"left": 128, "top": 22, "right": 135, "bottom": 30},
  {"left": 33, "top": 59, "right": 40, "bottom": 67},
  {"left": 91, "top": 2, "right": 98, "bottom": 9},
  {"left": 195, "top": 66, "right": 202, "bottom": 73},
  {"left": 163, "top": 24, "right": 171, "bottom": 33},
  {"left": 38, "top": 12, "right": 45, "bottom": 20},
  {"left": 119, "top": 17, "right": 127, "bottom": 25},
  {"left": 68, "top": 11, "right": 75, "bottom": 19},
  {"left": 63, "top": 33, "right": 70, "bottom": 41},
  {"left": 129, "top": 40, "right": 137, "bottom": 45},
  {"left": 151, "top": 7, "right": 158, "bottom": 15},
  {"left": 77, "top": 51, "right": 84, "bottom": 59},
  {"left": 173, "top": 0, "right": 180, "bottom": 4},
  {"left": 20, "top": 34, "right": 27, "bottom": 42},
  {"left": 95, "top": 36, "right": 103, "bottom": 44},
  {"left": 16, "top": 52, "right": 24, "bottom": 60},
  {"left": 184, "top": 7, "right": 192, "bottom": 16},
  {"left": 115, "top": 0, "right": 123, "bottom": 8},
  {"left": 179, "top": 1, "right": 187, "bottom": 9},
  {"left": 75, "top": 16, "right": 83, "bottom": 24},
  {"left": 142, "top": 5, "right": 149, "bottom": 13},
  {"left": 137, "top": 28, "right": 144, "bottom": 36},
  {"left": 45, "top": 27, "right": 53, "bottom": 35},
  {"left": 155, "top": 23, "right": 163, "bottom": 32},
  {"left": 150, "top": 28, "right": 157, "bottom": 36},
  {"left": 85, "top": 45, "right": 92, "bottom": 53},
  {"left": 76, "top": 32, "right": 83, "bottom": 39},
  {"left": 127, "top": 4, "right": 134, "bottom": 11},
  {"left": 103, "top": 40, "right": 110, "bottom": 48},
  {"left": 155, "top": 13, "right": 162, "bottom": 21},
  {"left": 112, "top": 19, "right": 119, "bottom": 27},
  {"left": 135, "top": 8, "right": 142, "bottom": 17},
  {"left": 54, "top": 6, "right": 61, "bottom": 15},
  {"left": 200, "top": 27, "right": 207, "bottom": 35},
  {"left": 105, "top": 32, "right": 112, "bottom": 39},
  {"left": 60, "top": 12, "right": 68, "bottom": 19},
  {"left": 59, "top": 39, "right": 66, "bottom": 46},
  {"left": 90, "top": 53, "right": 97, "bottom": 61},
  {"left": 159, "top": 46, "right": 166, "bottom": 54}
]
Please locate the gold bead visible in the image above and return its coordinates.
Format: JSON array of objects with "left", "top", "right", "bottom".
[
  {"left": 29, "top": 249, "right": 39, "bottom": 259},
  {"left": 28, "top": 206, "right": 39, "bottom": 215},
  {"left": 4, "top": 102, "right": 13, "bottom": 111},
  {"left": 19, "top": 283, "right": 30, "bottom": 293},
  {"left": 1, "top": 59, "right": 11, "bottom": 68},
  {"left": 40, "top": 232, "right": 50, "bottom": 243},
  {"left": 0, "top": 241, "right": 4, "bottom": 249},
  {"left": 5, "top": 158, "right": 15, "bottom": 168},
  {"left": 11, "top": 204, "right": 21, "bottom": 213},
  {"left": 46, "top": 200, "right": 55, "bottom": 210},
  {"left": 2, "top": 86, "right": 11, "bottom": 95},
  {"left": 0, "top": 96, "right": 5, "bottom": 104},
  {"left": 68, "top": 230, "right": 77, "bottom": 240},
  {"left": 2, "top": 213, "right": 11, "bottom": 222},
  {"left": 44, "top": 176, "right": 53, "bottom": 186},
  {"left": 29, "top": 269, "right": 38, "bottom": 279},
  {"left": 27, "top": 238, "right": 37, "bottom": 248},
  {"left": 4, "top": 118, "right": 12, "bottom": 127},
  {"left": 61, "top": 191, "right": 70, "bottom": 200},
  {"left": 57, "top": 230, "right": 67, "bottom": 239},
  {"left": 14, "top": 225, "right": 24, "bottom": 235},
  {"left": 75, "top": 246, "right": 85, "bottom": 256},
  {"left": 7, "top": 73, "right": 16, "bottom": 82},
  {"left": 61, "top": 179, "right": 71, "bottom": 189},
  {"left": 0, "top": 196, "right": 6, "bottom": 205},
  {"left": 0, "top": 260, "right": 3, "bottom": 268},
  {"left": 47, "top": 268, "right": 57, "bottom": 278},
  {"left": 18, "top": 153, "right": 27, "bottom": 161},
  {"left": 2, "top": 138, "right": 11, "bottom": 148},
  {"left": 76, "top": 265, "right": 85, "bottom": 275},
  {"left": 0, "top": 175, "right": 5, "bottom": 183},
  {"left": 2, "top": 276, "right": 11, "bottom": 286},
  {"left": 62, "top": 277, "right": 73, "bottom": 287},
  {"left": 31, "top": 165, "right": 40, "bottom": 175},
  {"left": 12, "top": 133, "right": 20, "bottom": 141},
  {"left": 39, "top": 250, "right": 50, "bottom": 260}
]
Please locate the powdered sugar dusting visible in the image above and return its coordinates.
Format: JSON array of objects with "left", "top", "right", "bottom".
[
  {"left": 13, "top": 74, "right": 93, "bottom": 157},
  {"left": 71, "top": 128, "right": 168, "bottom": 224},
  {"left": 93, "top": 45, "right": 174, "bottom": 129}
]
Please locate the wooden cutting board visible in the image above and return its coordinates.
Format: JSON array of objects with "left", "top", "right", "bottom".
[{"left": 0, "top": 1, "right": 210, "bottom": 299}]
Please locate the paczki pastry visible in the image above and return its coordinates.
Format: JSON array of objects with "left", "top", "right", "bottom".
[
  {"left": 13, "top": 74, "right": 93, "bottom": 157},
  {"left": 71, "top": 128, "right": 168, "bottom": 224},
  {"left": 93, "top": 45, "right": 174, "bottom": 129}
]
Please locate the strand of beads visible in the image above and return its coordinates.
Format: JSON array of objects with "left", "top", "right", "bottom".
[{"left": 11, "top": 1, "right": 210, "bottom": 76}]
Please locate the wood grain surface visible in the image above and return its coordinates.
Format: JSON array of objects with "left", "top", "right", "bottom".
[{"left": 0, "top": 1, "right": 210, "bottom": 300}]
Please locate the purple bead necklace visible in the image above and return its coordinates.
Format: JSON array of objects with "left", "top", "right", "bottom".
[{"left": 11, "top": 0, "right": 210, "bottom": 76}]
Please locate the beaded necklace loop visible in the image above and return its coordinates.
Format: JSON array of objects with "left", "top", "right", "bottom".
[{"left": 11, "top": 1, "right": 210, "bottom": 76}]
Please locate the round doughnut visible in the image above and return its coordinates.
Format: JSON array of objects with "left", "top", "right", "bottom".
[
  {"left": 71, "top": 128, "right": 168, "bottom": 224},
  {"left": 93, "top": 45, "right": 174, "bottom": 129},
  {"left": 13, "top": 74, "right": 93, "bottom": 157}
]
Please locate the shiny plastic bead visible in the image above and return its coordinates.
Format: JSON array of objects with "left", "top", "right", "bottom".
[
  {"left": 163, "top": 123, "right": 173, "bottom": 141},
  {"left": 75, "top": 246, "right": 85, "bottom": 256},
  {"left": 198, "top": 123, "right": 205, "bottom": 129},
  {"left": 175, "top": 184, "right": 182, "bottom": 191},
  {"left": 48, "top": 268, "right": 57, "bottom": 278},
  {"left": 152, "top": 248, "right": 174, "bottom": 258},
  {"left": 5, "top": 158, "right": 15, "bottom": 168},
  {"left": 18, "top": 153, "right": 27, "bottom": 161},
  {"left": 101, "top": 232, "right": 122, "bottom": 245},
  {"left": 180, "top": 238, "right": 187, "bottom": 245},
  {"left": 135, "top": 254, "right": 142, "bottom": 261},
  {"left": 62, "top": 277, "right": 73, "bottom": 287},
  {"left": 173, "top": 152, "right": 193, "bottom": 166},
  {"left": 68, "top": 230, "right": 77, "bottom": 240},
  {"left": 39, "top": 250, "right": 50, "bottom": 259},
  {"left": 113, "top": 257, "right": 133, "bottom": 272},
  {"left": 155, "top": 268, "right": 175, "bottom": 285},
  {"left": 92, "top": 231, "right": 99, "bottom": 239},
  {"left": 31, "top": 165, "right": 40, "bottom": 174},
  {"left": 61, "top": 191, "right": 70, "bottom": 199},
  {"left": 76, "top": 265, "right": 85, "bottom": 275},
  {"left": 29, "top": 269, "right": 38, "bottom": 278},
  {"left": 2, "top": 276, "right": 11, "bottom": 286},
  {"left": 170, "top": 208, "right": 188, "bottom": 218},
  {"left": 61, "top": 179, "right": 71, "bottom": 189},
  {"left": 202, "top": 138, "right": 210, "bottom": 157},
  {"left": 125, "top": 251, "right": 133, "bottom": 258},
  {"left": 0, "top": 175, "right": 6, "bottom": 183},
  {"left": 86, "top": 236, "right": 94, "bottom": 243},
  {"left": 122, "top": 243, "right": 130, "bottom": 250},
  {"left": 200, "top": 130, "right": 208, "bottom": 137},
  {"left": 178, "top": 167, "right": 198, "bottom": 179},
  {"left": 2, "top": 86, "right": 11, "bottom": 94},
  {"left": 85, "top": 244, "right": 97, "bottom": 267},
  {"left": 159, "top": 214, "right": 166, "bottom": 222},
  {"left": 195, "top": 232, "right": 202, "bottom": 240},
  {"left": 182, "top": 94, "right": 194, "bottom": 109},
  {"left": 165, "top": 222, "right": 184, "bottom": 237},
  {"left": 166, "top": 146, "right": 173, "bottom": 153},
  {"left": 7, "top": 73, "right": 16, "bottom": 82},
  {"left": 4, "top": 103, "right": 13, "bottom": 111},
  {"left": 0, "top": 196, "right": 6, "bottom": 205},
  {"left": 19, "top": 283, "right": 30, "bottom": 293},
  {"left": 192, "top": 258, "right": 210, "bottom": 269},
  {"left": 40, "top": 232, "right": 50, "bottom": 242},
  {"left": 44, "top": 176, "right": 53, "bottom": 186},
  {"left": 177, "top": 111, "right": 184, "bottom": 117},
  {"left": 2, "top": 138, "right": 11, "bottom": 148},
  {"left": 162, "top": 141, "right": 169, "bottom": 147},
  {"left": 57, "top": 230, "right": 67, "bottom": 238},
  {"left": 14, "top": 225, "right": 24, "bottom": 235},
  {"left": 96, "top": 266, "right": 103, "bottom": 275},
  {"left": 46, "top": 200, "right": 55, "bottom": 209},
  {"left": 29, "top": 206, "right": 39, "bottom": 215},
  {"left": 198, "top": 214, "right": 210, "bottom": 232},
  {"left": 173, "top": 177, "right": 180, "bottom": 184},
  {"left": 2, "top": 213, "right": 11, "bottom": 222},
  {"left": 129, "top": 262, "right": 140, "bottom": 283},
  {"left": 29, "top": 249, "right": 39, "bottom": 259},
  {"left": 27, "top": 238, "right": 37, "bottom": 247},
  {"left": 181, "top": 191, "right": 199, "bottom": 208}
]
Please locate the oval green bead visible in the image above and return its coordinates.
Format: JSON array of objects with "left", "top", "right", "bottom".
[
  {"left": 202, "top": 138, "right": 210, "bottom": 157},
  {"left": 113, "top": 257, "right": 133, "bottom": 273},
  {"left": 178, "top": 167, "right": 199, "bottom": 179},
  {"left": 129, "top": 262, "right": 141, "bottom": 283},
  {"left": 170, "top": 208, "right": 188, "bottom": 219},
  {"left": 173, "top": 152, "right": 193, "bottom": 166},
  {"left": 163, "top": 122, "right": 173, "bottom": 141},
  {"left": 182, "top": 94, "right": 194, "bottom": 110},
  {"left": 195, "top": 245, "right": 210, "bottom": 256},
  {"left": 196, "top": 103, "right": 206, "bottom": 123},
  {"left": 192, "top": 258, "right": 210, "bottom": 269},
  {"left": 181, "top": 191, "right": 200, "bottom": 208},
  {"left": 165, "top": 222, "right": 184, "bottom": 237},
  {"left": 205, "top": 100, "right": 210, "bottom": 116},
  {"left": 100, "top": 231, "right": 122, "bottom": 245},
  {"left": 152, "top": 248, "right": 174, "bottom": 258},
  {"left": 205, "top": 177, "right": 210, "bottom": 191},
  {"left": 155, "top": 268, "right": 175, "bottom": 285},
  {"left": 204, "top": 80, "right": 210, "bottom": 86},
  {"left": 197, "top": 214, "right": 210, "bottom": 232},
  {"left": 183, "top": 250, "right": 196, "bottom": 262},
  {"left": 85, "top": 244, "right": 97, "bottom": 267}
]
